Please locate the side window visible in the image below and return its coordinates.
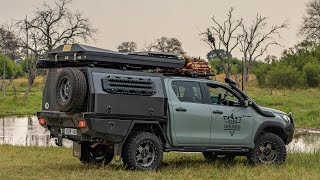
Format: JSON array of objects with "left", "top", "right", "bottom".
[
  {"left": 207, "top": 83, "right": 240, "bottom": 106},
  {"left": 172, "top": 81, "right": 204, "bottom": 103}
]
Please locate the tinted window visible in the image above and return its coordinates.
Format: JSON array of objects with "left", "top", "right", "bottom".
[{"left": 172, "top": 81, "right": 203, "bottom": 103}]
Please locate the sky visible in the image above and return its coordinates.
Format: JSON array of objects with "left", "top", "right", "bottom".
[{"left": 0, "top": 0, "right": 310, "bottom": 59}]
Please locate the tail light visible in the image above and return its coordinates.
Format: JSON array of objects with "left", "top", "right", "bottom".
[
  {"left": 38, "top": 117, "right": 46, "bottom": 125},
  {"left": 78, "top": 120, "right": 86, "bottom": 128}
]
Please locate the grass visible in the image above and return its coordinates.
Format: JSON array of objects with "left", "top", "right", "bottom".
[
  {"left": 247, "top": 86, "right": 320, "bottom": 128},
  {"left": 0, "top": 77, "right": 44, "bottom": 117},
  {"left": 0, "top": 145, "right": 319, "bottom": 179},
  {"left": 1, "top": 75, "right": 320, "bottom": 128}
]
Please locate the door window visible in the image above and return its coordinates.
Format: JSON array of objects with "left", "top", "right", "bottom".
[
  {"left": 207, "top": 84, "right": 240, "bottom": 106},
  {"left": 172, "top": 81, "right": 204, "bottom": 103}
]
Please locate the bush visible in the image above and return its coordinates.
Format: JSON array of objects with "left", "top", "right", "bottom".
[
  {"left": 252, "top": 62, "right": 269, "bottom": 87},
  {"left": 0, "top": 54, "right": 22, "bottom": 78},
  {"left": 303, "top": 62, "right": 320, "bottom": 87},
  {"left": 266, "top": 65, "right": 302, "bottom": 89}
]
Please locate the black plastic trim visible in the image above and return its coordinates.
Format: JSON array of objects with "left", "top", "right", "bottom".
[{"left": 254, "top": 121, "right": 294, "bottom": 145}]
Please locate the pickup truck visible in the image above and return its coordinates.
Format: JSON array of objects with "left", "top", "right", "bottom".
[{"left": 37, "top": 44, "right": 294, "bottom": 170}]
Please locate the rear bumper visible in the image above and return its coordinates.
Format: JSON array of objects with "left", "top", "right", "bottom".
[{"left": 37, "top": 111, "right": 132, "bottom": 144}]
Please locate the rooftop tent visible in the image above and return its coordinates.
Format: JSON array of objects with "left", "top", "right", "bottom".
[{"left": 39, "top": 44, "right": 185, "bottom": 69}]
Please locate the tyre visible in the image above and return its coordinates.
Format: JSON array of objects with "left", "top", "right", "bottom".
[
  {"left": 122, "top": 132, "right": 163, "bottom": 170},
  {"left": 247, "top": 132, "right": 286, "bottom": 165},
  {"left": 80, "top": 143, "right": 114, "bottom": 165},
  {"left": 202, "top": 152, "right": 236, "bottom": 162},
  {"left": 56, "top": 68, "right": 87, "bottom": 112}
]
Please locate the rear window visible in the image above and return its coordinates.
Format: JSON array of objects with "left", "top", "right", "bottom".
[{"left": 172, "top": 81, "right": 204, "bottom": 104}]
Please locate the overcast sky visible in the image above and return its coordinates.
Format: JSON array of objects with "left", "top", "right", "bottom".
[{"left": 0, "top": 0, "right": 310, "bottom": 59}]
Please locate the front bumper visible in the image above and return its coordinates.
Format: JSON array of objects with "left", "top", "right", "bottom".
[{"left": 285, "top": 112, "right": 294, "bottom": 145}]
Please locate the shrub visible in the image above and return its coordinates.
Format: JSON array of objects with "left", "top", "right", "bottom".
[
  {"left": 0, "top": 54, "right": 22, "bottom": 78},
  {"left": 266, "top": 65, "right": 302, "bottom": 89},
  {"left": 303, "top": 62, "right": 320, "bottom": 87}
]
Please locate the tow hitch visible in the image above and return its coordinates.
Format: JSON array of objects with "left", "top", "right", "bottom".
[{"left": 55, "top": 133, "right": 63, "bottom": 146}]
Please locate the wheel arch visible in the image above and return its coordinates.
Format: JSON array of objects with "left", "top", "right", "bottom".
[
  {"left": 254, "top": 121, "right": 287, "bottom": 143},
  {"left": 123, "top": 121, "right": 168, "bottom": 145}
]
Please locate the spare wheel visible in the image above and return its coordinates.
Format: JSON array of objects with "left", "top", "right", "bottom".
[{"left": 56, "top": 68, "right": 87, "bottom": 112}]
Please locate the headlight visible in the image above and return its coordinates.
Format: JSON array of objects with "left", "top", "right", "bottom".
[{"left": 281, "top": 114, "right": 291, "bottom": 123}]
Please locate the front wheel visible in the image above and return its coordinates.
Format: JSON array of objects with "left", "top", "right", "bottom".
[
  {"left": 122, "top": 132, "right": 163, "bottom": 170},
  {"left": 247, "top": 132, "right": 286, "bottom": 165}
]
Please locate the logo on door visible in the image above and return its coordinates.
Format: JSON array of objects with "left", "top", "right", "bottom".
[{"left": 223, "top": 113, "right": 242, "bottom": 136}]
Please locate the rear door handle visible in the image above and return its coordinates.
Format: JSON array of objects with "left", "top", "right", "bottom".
[
  {"left": 212, "top": 110, "right": 223, "bottom": 114},
  {"left": 176, "top": 107, "right": 187, "bottom": 112}
]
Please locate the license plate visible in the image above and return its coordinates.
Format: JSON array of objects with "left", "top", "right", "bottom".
[{"left": 64, "top": 128, "right": 77, "bottom": 135}]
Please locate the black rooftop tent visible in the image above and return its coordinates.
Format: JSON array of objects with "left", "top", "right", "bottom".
[{"left": 37, "top": 44, "right": 185, "bottom": 69}]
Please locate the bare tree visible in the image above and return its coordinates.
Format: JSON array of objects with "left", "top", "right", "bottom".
[
  {"left": 300, "top": 0, "right": 320, "bottom": 41},
  {"left": 19, "top": 0, "right": 96, "bottom": 52},
  {"left": 240, "top": 14, "right": 288, "bottom": 83},
  {"left": 202, "top": 7, "right": 243, "bottom": 78},
  {"left": 16, "top": 0, "right": 96, "bottom": 96},
  {"left": 117, "top": 41, "right": 137, "bottom": 53},
  {"left": 0, "top": 23, "right": 21, "bottom": 60},
  {"left": 144, "top": 36, "right": 185, "bottom": 54}
]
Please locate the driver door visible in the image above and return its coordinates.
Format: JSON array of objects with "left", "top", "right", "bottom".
[{"left": 206, "top": 83, "right": 254, "bottom": 146}]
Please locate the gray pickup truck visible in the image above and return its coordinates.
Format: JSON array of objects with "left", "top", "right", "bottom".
[{"left": 37, "top": 44, "right": 294, "bottom": 170}]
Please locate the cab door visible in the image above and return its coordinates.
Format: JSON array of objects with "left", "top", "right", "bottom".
[
  {"left": 169, "top": 80, "right": 212, "bottom": 146},
  {"left": 205, "top": 83, "right": 254, "bottom": 146}
]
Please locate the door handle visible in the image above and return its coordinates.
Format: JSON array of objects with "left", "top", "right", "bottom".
[
  {"left": 176, "top": 107, "right": 187, "bottom": 112},
  {"left": 212, "top": 110, "right": 223, "bottom": 114}
]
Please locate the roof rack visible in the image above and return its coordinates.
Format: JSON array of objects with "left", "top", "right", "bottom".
[
  {"left": 37, "top": 44, "right": 215, "bottom": 78},
  {"left": 37, "top": 44, "right": 184, "bottom": 69}
]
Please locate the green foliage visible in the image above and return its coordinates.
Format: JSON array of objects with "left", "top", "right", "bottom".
[
  {"left": 252, "top": 62, "right": 269, "bottom": 87},
  {"left": 0, "top": 54, "right": 23, "bottom": 78},
  {"left": 266, "top": 64, "right": 302, "bottom": 89},
  {"left": 254, "top": 41, "right": 320, "bottom": 88},
  {"left": 209, "top": 58, "right": 242, "bottom": 74},
  {"left": 303, "top": 62, "right": 320, "bottom": 87}
]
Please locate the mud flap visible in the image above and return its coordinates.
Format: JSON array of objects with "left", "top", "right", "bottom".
[
  {"left": 113, "top": 143, "right": 122, "bottom": 162},
  {"left": 73, "top": 142, "right": 81, "bottom": 158}
]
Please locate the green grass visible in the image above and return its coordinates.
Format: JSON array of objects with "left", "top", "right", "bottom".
[
  {"left": 0, "top": 77, "right": 44, "bottom": 117},
  {"left": 0, "top": 145, "right": 319, "bottom": 179},
  {"left": 247, "top": 86, "right": 320, "bottom": 128},
  {"left": 0, "top": 76, "right": 320, "bottom": 128}
]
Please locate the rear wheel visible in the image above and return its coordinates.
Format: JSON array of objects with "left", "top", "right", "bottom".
[
  {"left": 202, "top": 152, "right": 236, "bottom": 162},
  {"left": 80, "top": 143, "right": 114, "bottom": 165},
  {"left": 56, "top": 68, "right": 87, "bottom": 112},
  {"left": 247, "top": 132, "right": 286, "bottom": 165},
  {"left": 122, "top": 132, "right": 163, "bottom": 170}
]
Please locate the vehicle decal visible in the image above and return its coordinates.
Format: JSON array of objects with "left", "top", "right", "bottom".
[{"left": 223, "top": 113, "right": 242, "bottom": 136}]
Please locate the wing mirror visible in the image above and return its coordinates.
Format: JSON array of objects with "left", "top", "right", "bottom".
[{"left": 241, "top": 99, "right": 252, "bottom": 107}]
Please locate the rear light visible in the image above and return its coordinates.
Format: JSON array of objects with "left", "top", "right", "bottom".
[
  {"left": 38, "top": 117, "right": 46, "bottom": 125},
  {"left": 78, "top": 120, "right": 86, "bottom": 128}
]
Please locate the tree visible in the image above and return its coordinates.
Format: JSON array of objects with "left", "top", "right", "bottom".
[
  {"left": 300, "top": 0, "right": 320, "bottom": 41},
  {"left": 117, "top": 41, "right": 137, "bottom": 53},
  {"left": 17, "top": 0, "right": 96, "bottom": 96},
  {"left": 239, "top": 14, "right": 288, "bottom": 83},
  {"left": 0, "top": 25, "right": 20, "bottom": 60},
  {"left": 19, "top": 0, "right": 96, "bottom": 52},
  {"left": 144, "top": 36, "right": 185, "bottom": 54},
  {"left": 202, "top": 7, "right": 243, "bottom": 78}
]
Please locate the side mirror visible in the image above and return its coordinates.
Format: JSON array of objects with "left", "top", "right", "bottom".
[{"left": 241, "top": 99, "right": 252, "bottom": 107}]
